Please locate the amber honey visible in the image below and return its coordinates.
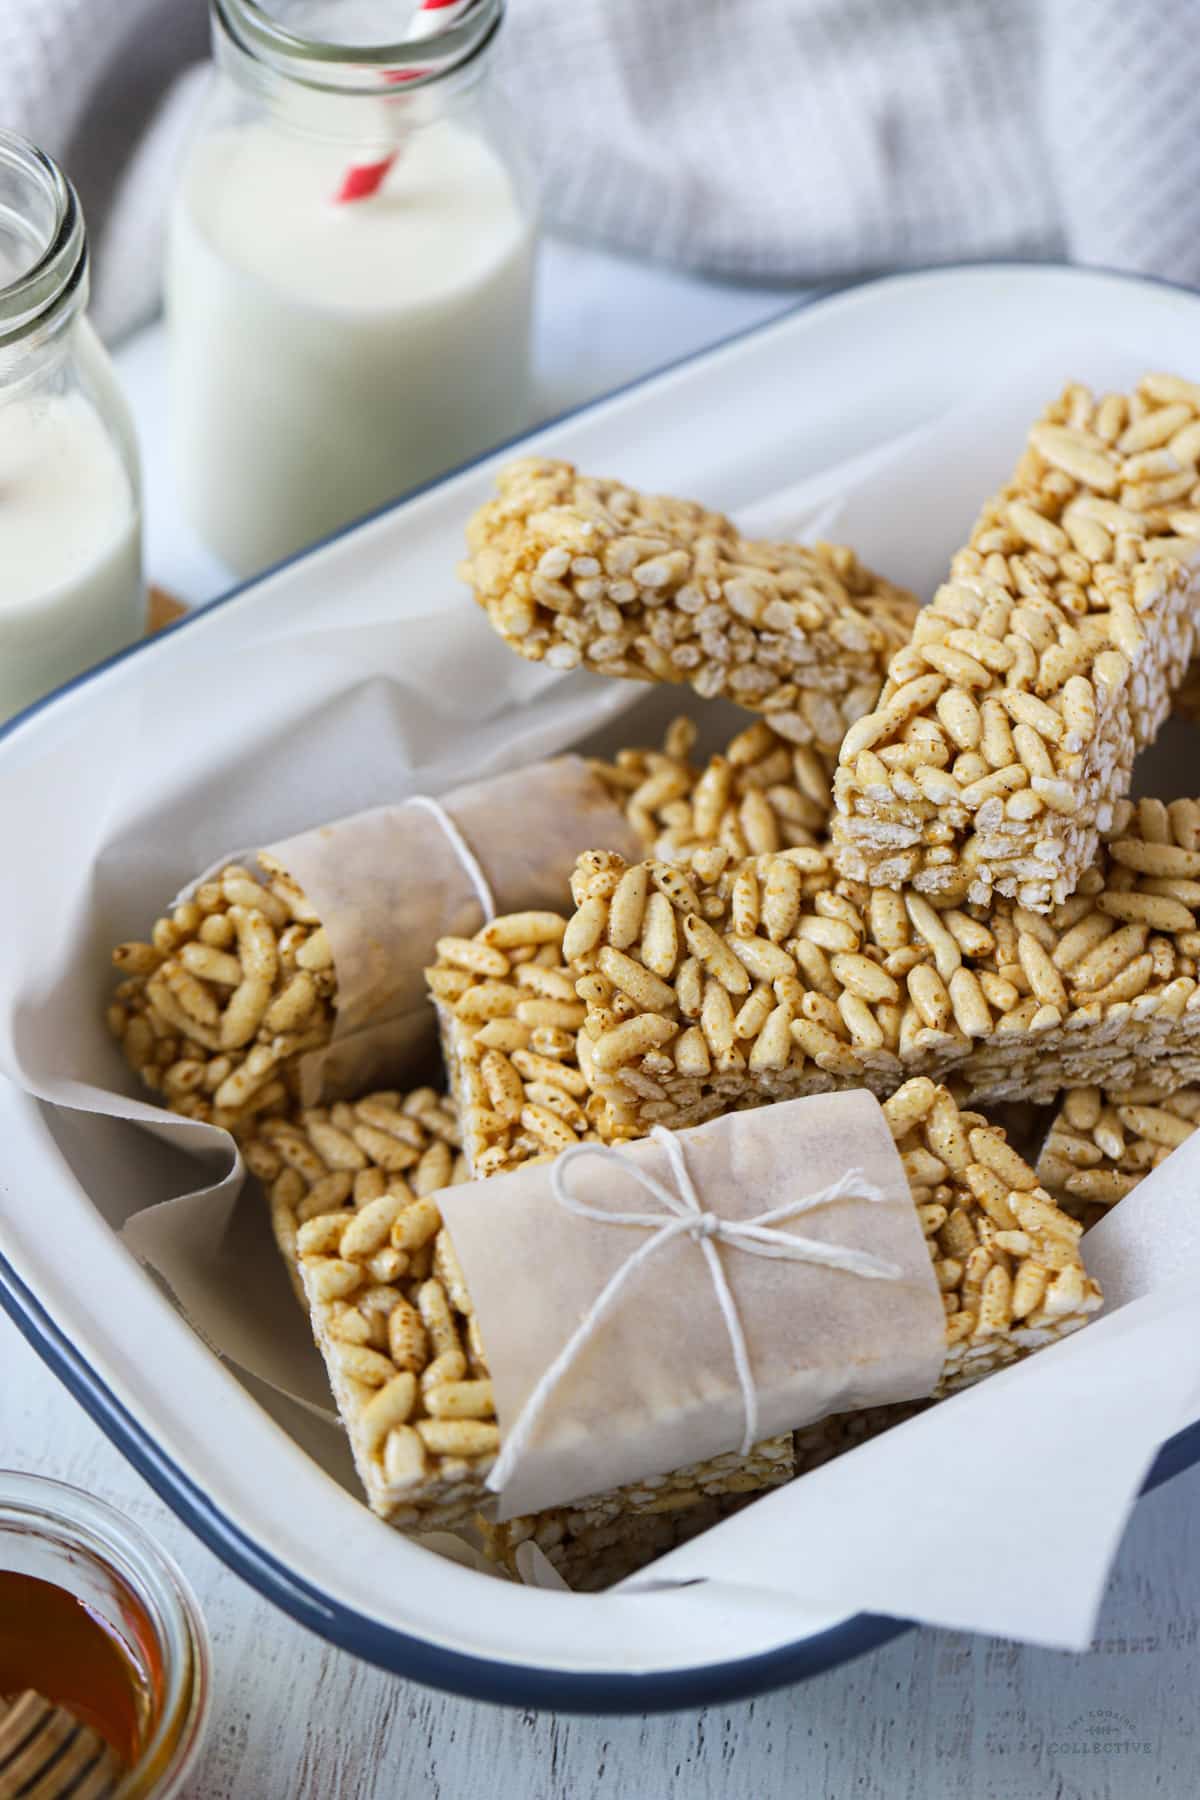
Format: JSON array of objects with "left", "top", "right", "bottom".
[
  {"left": 0, "top": 1473, "right": 209, "bottom": 1797},
  {"left": 0, "top": 1569, "right": 151, "bottom": 1765}
]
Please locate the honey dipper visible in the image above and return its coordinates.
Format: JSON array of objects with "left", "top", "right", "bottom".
[{"left": 0, "top": 1690, "right": 123, "bottom": 1799}]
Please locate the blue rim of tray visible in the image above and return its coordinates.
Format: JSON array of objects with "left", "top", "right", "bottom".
[{"left": 3, "top": 261, "right": 1200, "bottom": 1712}]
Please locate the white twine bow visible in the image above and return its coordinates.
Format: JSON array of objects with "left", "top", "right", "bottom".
[
  {"left": 405, "top": 794, "right": 496, "bottom": 922},
  {"left": 488, "top": 1125, "right": 904, "bottom": 1493}
]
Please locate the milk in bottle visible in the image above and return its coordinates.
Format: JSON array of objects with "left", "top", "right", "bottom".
[
  {"left": 168, "top": 0, "right": 535, "bottom": 576},
  {"left": 0, "top": 133, "right": 142, "bottom": 724}
]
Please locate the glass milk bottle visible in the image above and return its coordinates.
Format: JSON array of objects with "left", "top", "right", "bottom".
[
  {"left": 0, "top": 133, "right": 143, "bottom": 726},
  {"left": 168, "top": 0, "right": 537, "bottom": 576}
]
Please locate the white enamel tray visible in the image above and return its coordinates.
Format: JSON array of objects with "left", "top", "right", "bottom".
[{"left": 3, "top": 264, "right": 1200, "bottom": 1712}]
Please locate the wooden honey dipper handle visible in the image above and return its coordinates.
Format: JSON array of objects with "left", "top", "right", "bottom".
[{"left": 0, "top": 1690, "right": 123, "bottom": 1799}]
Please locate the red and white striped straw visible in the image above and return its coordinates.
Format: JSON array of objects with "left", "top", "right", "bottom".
[{"left": 334, "top": 0, "right": 481, "bottom": 203}]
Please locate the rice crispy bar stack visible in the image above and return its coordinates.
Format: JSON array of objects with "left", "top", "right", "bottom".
[
  {"left": 461, "top": 458, "right": 919, "bottom": 753},
  {"left": 591, "top": 715, "right": 837, "bottom": 863},
  {"left": 564, "top": 796, "right": 1200, "bottom": 1121},
  {"left": 281, "top": 919, "right": 794, "bottom": 1532},
  {"left": 832, "top": 375, "right": 1200, "bottom": 912},
  {"left": 430, "top": 913, "right": 1100, "bottom": 1506},
  {"left": 1036, "top": 1083, "right": 1200, "bottom": 1226},
  {"left": 108, "top": 855, "right": 335, "bottom": 1136}
]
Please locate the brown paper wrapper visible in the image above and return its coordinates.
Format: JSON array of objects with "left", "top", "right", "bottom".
[
  {"left": 264, "top": 755, "right": 641, "bottom": 1103},
  {"left": 440, "top": 1090, "right": 946, "bottom": 1520}
]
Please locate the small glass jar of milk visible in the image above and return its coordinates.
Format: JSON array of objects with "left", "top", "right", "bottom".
[
  {"left": 168, "top": 0, "right": 537, "bottom": 577},
  {"left": 0, "top": 133, "right": 143, "bottom": 726}
]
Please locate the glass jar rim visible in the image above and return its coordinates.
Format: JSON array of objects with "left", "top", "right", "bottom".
[
  {"left": 214, "top": 0, "right": 504, "bottom": 93},
  {"left": 0, "top": 131, "right": 86, "bottom": 346},
  {"left": 0, "top": 1469, "right": 210, "bottom": 1798}
]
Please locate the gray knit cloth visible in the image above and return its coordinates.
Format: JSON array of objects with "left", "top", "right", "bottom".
[{"left": 2, "top": 0, "right": 1199, "bottom": 341}]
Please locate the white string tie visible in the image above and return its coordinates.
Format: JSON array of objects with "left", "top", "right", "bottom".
[
  {"left": 488, "top": 1125, "right": 904, "bottom": 1493},
  {"left": 405, "top": 794, "right": 496, "bottom": 923}
]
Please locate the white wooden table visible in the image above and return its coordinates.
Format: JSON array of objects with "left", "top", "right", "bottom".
[{"left": 4, "top": 237, "right": 1198, "bottom": 1798}]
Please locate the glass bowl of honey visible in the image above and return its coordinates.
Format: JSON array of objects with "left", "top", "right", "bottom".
[{"left": 0, "top": 1471, "right": 210, "bottom": 1797}]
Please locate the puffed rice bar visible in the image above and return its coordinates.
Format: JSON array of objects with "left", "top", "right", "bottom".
[
  {"left": 1037, "top": 1082, "right": 1200, "bottom": 1226},
  {"left": 884, "top": 1080, "right": 1101, "bottom": 1388},
  {"left": 833, "top": 375, "right": 1200, "bottom": 912},
  {"left": 478, "top": 1493, "right": 759, "bottom": 1591},
  {"left": 280, "top": 1103, "right": 788, "bottom": 1532},
  {"left": 425, "top": 908, "right": 622, "bottom": 1178},
  {"left": 565, "top": 796, "right": 1200, "bottom": 1126},
  {"left": 591, "top": 715, "right": 837, "bottom": 863},
  {"left": 483, "top": 1406, "right": 924, "bottom": 1591},
  {"left": 256, "top": 1088, "right": 496, "bottom": 1527},
  {"left": 288, "top": 939, "right": 792, "bottom": 1527},
  {"left": 425, "top": 911, "right": 797, "bottom": 1507},
  {"left": 243, "top": 1086, "right": 467, "bottom": 1305},
  {"left": 297, "top": 1212, "right": 792, "bottom": 1532},
  {"left": 484, "top": 1076, "right": 1102, "bottom": 1581},
  {"left": 461, "top": 459, "right": 919, "bottom": 753},
  {"left": 108, "top": 856, "right": 334, "bottom": 1137}
]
